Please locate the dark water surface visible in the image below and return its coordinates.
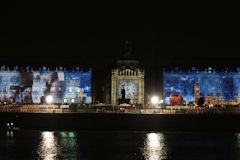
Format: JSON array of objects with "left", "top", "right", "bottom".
[{"left": 0, "top": 130, "right": 240, "bottom": 160}]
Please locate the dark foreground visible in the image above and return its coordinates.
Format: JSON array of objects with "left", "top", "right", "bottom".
[
  {"left": 1, "top": 130, "right": 240, "bottom": 160},
  {"left": 1, "top": 112, "right": 240, "bottom": 131}
]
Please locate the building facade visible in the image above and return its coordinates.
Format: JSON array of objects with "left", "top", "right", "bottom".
[
  {"left": 163, "top": 68, "right": 240, "bottom": 105},
  {"left": 111, "top": 64, "right": 144, "bottom": 105},
  {"left": 111, "top": 41, "right": 145, "bottom": 105},
  {"left": 0, "top": 66, "right": 92, "bottom": 104}
]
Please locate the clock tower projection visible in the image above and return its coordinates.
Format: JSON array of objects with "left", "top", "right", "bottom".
[{"left": 111, "top": 41, "right": 144, "bottom": 105}]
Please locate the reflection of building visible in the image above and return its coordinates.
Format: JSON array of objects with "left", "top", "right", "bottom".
[{"left": 111, "top": 41, "right": 144, "bottom": 105}]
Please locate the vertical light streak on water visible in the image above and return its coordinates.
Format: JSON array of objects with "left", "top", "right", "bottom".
[
  {"left": 58, "top": 131, "right": 78, "bottom": 157},
  {"left": 142, "top": 133, "right": 167, "bottom": 160},
  {"left": 236, "top": 133, "right": 240, "bottom": 160},
  {"left": 37, "top": 131, "right": 59, "bottom": 160}
]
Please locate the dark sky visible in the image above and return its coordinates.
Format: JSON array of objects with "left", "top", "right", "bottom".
[{"left": 1, "top": 3, "right": 240, "bottom": 70}]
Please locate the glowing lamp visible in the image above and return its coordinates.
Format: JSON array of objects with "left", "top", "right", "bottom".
[
  {"left": 46, "top": 95, "right": 53, "bottom": 104},
  {"left": 151, "top": 96, "right": 159, "bottom": 105}
]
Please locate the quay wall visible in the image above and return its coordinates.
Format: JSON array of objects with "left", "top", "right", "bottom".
[{"left": 1, "top": 112, "right": 240, "bottom": 132}]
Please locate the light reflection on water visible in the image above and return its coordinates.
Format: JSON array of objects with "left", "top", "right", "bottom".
[
  {"left": 37, "top": 131, "right": 78, "bottom": 160},
  {"left": 37, "top": 131, "right": 60, "bottom": 160},
  {"left": 142, "top": 133, "right": 167, "bottom": 160},
  {"left": 236, "top": 133, "right": 240, "bottom": 160},
  {"left": 1, "top": 131, "right": 240, "bottom": 160},
  {"left": 37, "top": 131, "right": 166, "bottom": 160},
  {"left": 58, "top": 131, "right": 78, "bottom": 159}
]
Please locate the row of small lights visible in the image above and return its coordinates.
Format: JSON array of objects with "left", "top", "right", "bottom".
[
  {"left": 46, "top": 95, "right": 76, "bottom": 104},
  {"left": 47, "top": 94, "right": 162, "bottom": 105}
]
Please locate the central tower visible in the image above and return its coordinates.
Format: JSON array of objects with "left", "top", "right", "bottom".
[{"left": 111, "top": 41, "right": 144, "bottom": 105}]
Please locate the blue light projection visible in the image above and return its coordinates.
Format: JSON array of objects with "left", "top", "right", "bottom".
[
  {"left": 163, "top": 71, "right": 240, "bottom": 104},
  {"left": 64, "top": 72, "right": 92, "bottom": 104},
  {"left": 0, "top": 68, "right": 92, "bottom": 104},
  {"left": 0, "top": 71, "right": 19, "bottom": 102}
]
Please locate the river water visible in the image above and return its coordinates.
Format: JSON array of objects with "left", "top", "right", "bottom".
[{"left": 0, "top": 131, "right": 239, "bottom": 160}]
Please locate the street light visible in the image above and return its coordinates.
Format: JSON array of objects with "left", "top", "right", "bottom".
[
  {"left": 151, "top": 96, "right": 159, "bottom": 105},
  {"left": 46, "top": 95, "right": 53, "bottom": 104}
]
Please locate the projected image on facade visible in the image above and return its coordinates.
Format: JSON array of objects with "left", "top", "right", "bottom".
[
  {"left": 30, "top": 70, "right": 65, "bottom": 104},
  {"left": 163, "top": 70, "right": 240, "bottom": 105},
  {"left": 117, "top": 79, "right": 138, "bottom": 102},
  {"left": 64, "top": 72, "right": 92, "bottom": 104},
  {"left": 0, "top": 67, "right": 92, "bottom": 104},
  {"left": 0, "top": 71, "right": 19, "bottom": 103}
]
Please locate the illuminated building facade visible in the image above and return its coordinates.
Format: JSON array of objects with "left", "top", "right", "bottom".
[
  {"left": 111, "top": 41, "right": 144, "bottom": 105},
  {"left": 163, "top": 67, "right": 240, "bottom": 105},
  {"left": 0, "top": 66, "right": 92, "bottom": 104},
  {"left": 0, "top": 67, "right": 19, "bottom": 103},
  {"left": 194, "top": 81, "right": 200, "bottom": 104},
  {"left": 111, "top": 65, "right": 144, "bottom": 105}
]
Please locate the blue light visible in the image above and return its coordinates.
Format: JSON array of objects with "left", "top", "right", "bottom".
[
  {"left": 163, "top": 71, "right": 240, "bottom": 104},
  {"left": 0, "top": 69, "right": 92, "bottom": 104}
]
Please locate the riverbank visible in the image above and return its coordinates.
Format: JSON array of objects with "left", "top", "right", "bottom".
[{"left": 1, "top": 112, "right": 240, "bottom": 132}]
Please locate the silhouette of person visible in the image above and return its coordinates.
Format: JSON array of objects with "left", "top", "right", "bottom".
[
  {"left": 45, "top": 81, "right": 51, "bottom": 95},
  {"left": 121, "top": 85, "right": 126, "bottom": 99}
]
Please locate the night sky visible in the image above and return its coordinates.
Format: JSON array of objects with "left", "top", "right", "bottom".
[
  {"left": 1, "top": 4, "right": 240, "bottom": 69},
  {"left": 1, "top": 3, "right": 240, "bottom": 100}
]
